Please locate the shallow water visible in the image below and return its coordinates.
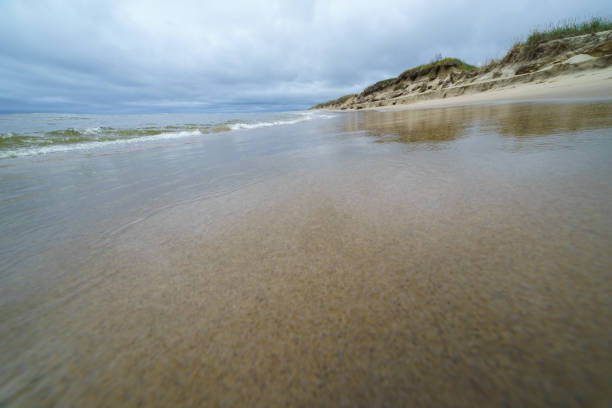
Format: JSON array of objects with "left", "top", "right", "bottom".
[{"left": 1, "top": 102, "right": 612, "bottom": 406}]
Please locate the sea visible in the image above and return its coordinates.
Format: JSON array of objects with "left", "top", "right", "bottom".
[{"left": 0, "top": 111, "right": 329, "bottom": 159}]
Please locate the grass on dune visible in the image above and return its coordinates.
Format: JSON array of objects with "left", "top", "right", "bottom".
[
  {"left": 361, "top": 58, "right": 475, "bottom": 96},
  {"left": 310, "top": 57, "right": 476, "bottom": 107},
  {"left": 311, "top": 94, "right": 357, "bottom": 109},
  {"left": 361, "top": 77, "right": 398, "bottom": 96},
  {"left": 518, "top": 17, "right": 612, "bottom": 47},
  {"left": 398, "top": 58, "right": 476, "bottom": 80}
]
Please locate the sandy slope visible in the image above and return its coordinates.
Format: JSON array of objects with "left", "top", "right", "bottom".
[{"left": 376, "top": 66, "right": 612, "bottom": 111}]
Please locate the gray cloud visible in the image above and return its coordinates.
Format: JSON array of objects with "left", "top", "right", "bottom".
[{"left": 1, "top": 0, "right": 610, "bottom": 113}]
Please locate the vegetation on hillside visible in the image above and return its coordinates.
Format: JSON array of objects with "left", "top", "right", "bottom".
[
  {"left": 361, "top": 77, "right": 398, "bottom": 96},
  {"left": 310, "top": 94, "right": 357, "bottom": 110},
  {"left": 398, "top": 58, "right": 475, "bottom": 81},
  {"left": 315, "top": 57, "right": 475, "bottom": 107},
  {"left": 359, "top": 58, "right": 476, "bottom": 97},
  {"left": 517, "top": 17, "right": 612, "bottom": 48},
  {"left": 499, "top": 17, "right": 612, "bottom": 64},
  {"left": 309, "top": 57, "right": 475, "bottom": 108}
]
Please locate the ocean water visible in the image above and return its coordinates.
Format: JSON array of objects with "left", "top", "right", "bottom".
[
  {"left": 0, "top": 111, "right": 329, "bottom": 159},
  {"left": 1, "top": 101, "right": 612, "bottom": 406}
]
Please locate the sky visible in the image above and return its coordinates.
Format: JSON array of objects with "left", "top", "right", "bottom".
[{"left": 1, "top": 0, "right": 610, "bottom": 113}]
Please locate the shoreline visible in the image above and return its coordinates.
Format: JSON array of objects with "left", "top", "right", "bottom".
[{"left": 324, "top": 66, "right": 612, "bottom": 113}]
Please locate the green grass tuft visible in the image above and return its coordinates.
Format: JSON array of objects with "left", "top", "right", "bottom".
[
  {"left": 518, "top": 17, "right": 612, "bottom": 47},
  {"left": 361, "top": 77, "right": 398, "bottom": 96},
  {"left": 310, "top": 94, "right": 357, "bottom": 109},
  {"left": 398, "top": 58, "right": 475, "bottom": 80},
  {"left": 361, "top": 58, "right": 475, "bottom": 97}
]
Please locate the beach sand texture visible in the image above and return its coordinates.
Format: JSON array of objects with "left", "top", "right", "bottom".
[{"left": 2, "top": 102, "right": 612, "bottom": 406}]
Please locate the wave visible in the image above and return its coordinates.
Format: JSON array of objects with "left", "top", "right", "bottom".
[
  {"left": 0, "top": 112, "right": 335, "bottom": 159},
  {"left": 228, "top": 113, "right": 315, "bottom": 130},
  {"left": 0, "top": 130, "right": 205, "bottom": 159}
]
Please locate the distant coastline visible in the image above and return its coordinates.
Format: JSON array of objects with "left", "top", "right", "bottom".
[{"left": 312, "top": 18, "right": 612, "bottom": 111}]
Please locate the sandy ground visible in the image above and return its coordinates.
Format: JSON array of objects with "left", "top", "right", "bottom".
[{"left": 380, "top": 67, "right": 612, "bottom": 111}]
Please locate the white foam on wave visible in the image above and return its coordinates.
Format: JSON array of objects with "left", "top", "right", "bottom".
[
  {"left": 83, "top": 127, "right": 101, "bottom": 135},
  {"left": 228, "top": 112, "right": 320, "bottom": 130},
  {"left": 1, "top": 111, "right": 338, "bottom": 159},
  {"left": 315, "top": 113, "right": 338, "bottom": 119}
]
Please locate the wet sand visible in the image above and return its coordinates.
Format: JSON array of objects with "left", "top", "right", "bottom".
[{"left": 2, "top": 102, "right": 612, "bottom": 406}]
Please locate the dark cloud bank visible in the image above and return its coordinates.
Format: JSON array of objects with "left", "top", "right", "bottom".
[{"left": 1, "top": 0, "right": 610, "bottom": 113}]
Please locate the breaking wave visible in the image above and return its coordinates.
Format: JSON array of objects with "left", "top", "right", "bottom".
[{"left": 0, "top": 112, "right": 334, "bottom": 159}]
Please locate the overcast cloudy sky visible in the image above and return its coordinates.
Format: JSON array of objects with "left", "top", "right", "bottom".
[{"left": 1, "top": 0, "right": 610, "bottom": 113}]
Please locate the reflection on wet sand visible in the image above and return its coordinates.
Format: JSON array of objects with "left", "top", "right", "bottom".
[
  {"left": 340, "top": 108, "right": 471, "bottom": 144},
  {"left": 2, "top": 102, "right": 612, "bottom": 407},
  {"left": 339, "top": 101, "right": 612, "bottom": 147},
  {"left": 490, "top": 101, "right": 612, "bottom": 137}
]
